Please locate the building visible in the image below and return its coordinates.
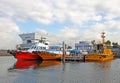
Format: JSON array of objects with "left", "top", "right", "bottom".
[
  {"left": 75, "top": 41, "right": 93, "bottom": 51},
  {"left": 18, "top": 32, "right": 44, "bottom": 50}
]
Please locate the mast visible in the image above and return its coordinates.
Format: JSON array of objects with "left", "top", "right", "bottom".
[{"left": 101, "top": 32, "right": 105, "bottom": 45}]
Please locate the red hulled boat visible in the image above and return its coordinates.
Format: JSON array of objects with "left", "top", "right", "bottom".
[{"left": 8, "top": 42, "right": 49, "bottom": 60}]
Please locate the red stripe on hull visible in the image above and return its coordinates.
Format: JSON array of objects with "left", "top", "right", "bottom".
[{"left": 16, "top": 52, "right": 41, "bottom": 60}]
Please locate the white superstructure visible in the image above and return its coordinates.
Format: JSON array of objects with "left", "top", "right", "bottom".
[
  {"left": 18, "top": 32, "right": 45, "bottom": 50},
  {"left": 27, "top": 42, "right": 49, "bottom": 52}
]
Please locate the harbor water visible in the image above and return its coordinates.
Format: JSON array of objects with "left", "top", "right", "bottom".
[{"left": 0, "top": 56, "right": 120, "bottom": 83}]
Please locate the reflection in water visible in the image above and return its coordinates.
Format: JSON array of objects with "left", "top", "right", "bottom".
[
  {"left": 8, "top": 60, "right": 61, "bottom": 70},
  {"left": 8, "top": 61, "right": 113, "bottom": 83},
  {"left": 6, "top": 57, "right": 120, "bottom": 83},
  {"left": 8, "top": 60, "right": 41, "bottom": 70},
  {"left": 8, "top": 60, "right": 61, "bottom": 83},
  {"left": 92, "top": 61, "right": 112, "bottom": 83},
  {"left": 94, "top": 61, "right": 111, "bottom": 69},
  {"left": 39, "top": 60, "right": 61, "bottom": 68}
]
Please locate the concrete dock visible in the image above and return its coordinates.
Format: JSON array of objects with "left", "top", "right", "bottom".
[{"left": 0, "top": 50, "right": 12, "bottom": 56}]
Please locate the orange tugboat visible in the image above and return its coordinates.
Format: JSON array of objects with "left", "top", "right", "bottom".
[{"left": 84, "top": 32, "right": 114, "bottom": 62}]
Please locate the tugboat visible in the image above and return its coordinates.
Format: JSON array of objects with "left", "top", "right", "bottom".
[{"left": 84, "top": 32, "right": 114, "bottom": 62}]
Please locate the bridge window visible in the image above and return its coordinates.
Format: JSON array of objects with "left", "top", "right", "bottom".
[{"left": 27, "top": 40, "right": 31, "bottom": 43}]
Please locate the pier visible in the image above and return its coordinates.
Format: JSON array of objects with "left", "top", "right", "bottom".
[
  {"left": 62, "top": 41, "right": 84, "bottom": 61},
  {"left": 0, "top": 50, "right": 12, "bottom": 56},
  {"left": 65, "top": 53, "right": 84, "bottom": 61}
]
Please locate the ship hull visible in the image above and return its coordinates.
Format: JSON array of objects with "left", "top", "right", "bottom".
[
  {"left": 16, "top": 52, "right": 41, "bottom": 60},
  {"left": 37, "top": 51, "right": 62, "bottom": 60},
  {"left": 85, "top": 54, "right": 114, "bottom": 62}
]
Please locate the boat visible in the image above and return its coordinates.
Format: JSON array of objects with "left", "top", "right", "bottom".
[
  {"left": 37, "top": 45, "right": 70, "bottom": 60},
  {"left": 84, "top": 32, "right": 114, "bottom": 62},
  {"left": 8, "top": 41, "right": 49, "bottom": 60},
  {"left": 8, "top": 32, "right": 50, "bottom": 60},
  {"left": 85, "top": 48, "right": 114, "bottom": 61},
  {"left": 37, "top": 51, "right": 62, "bottom": 60},
  {"left": 37, "top": 45, "right": 63, "bottom": 60}
]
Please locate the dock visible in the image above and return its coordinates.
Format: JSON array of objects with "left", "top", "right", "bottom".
[
  {"left": 0, "top": 50, "right": 12, "bottom": 56},
  {"left": 62, "top": 53, "right": 84, "bottom": 61}
]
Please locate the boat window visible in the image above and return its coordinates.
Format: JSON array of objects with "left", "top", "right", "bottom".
[
  {"left": 40, "top": 47, "right": 42, "bottom": 50},
  {"left": 31, "top": 46, "right": 36, "bottom": 49},
  {"left": 36, "top": 47, "right": 39, "bottom": 50},
  {"left": 38, "top": 47, "right": 41, "bottom": 50},
  {"left": 42, "top": 47, "right": 44, "bottom": 50},
  {"left": 34, "top": 46, "right": 37, "bottom": 49},
  {"left": 27, "top": 40, "right": 32, "bottom": 43},
  {"left": 31, "top": 46, "right": 34, "bottom": 49},
  {"left": 45, "top": 43, "right": 48, "bottom": 45},
  {"left": 43, "top": 47, "right": 46, "bottom": 50},
  {"left": 39, "top": 47, "right": 42, "bottom": 50}
]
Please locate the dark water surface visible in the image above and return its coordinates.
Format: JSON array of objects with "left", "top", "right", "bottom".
[{"left": 0, "top": 56, "right": 120, "bottom": 83}]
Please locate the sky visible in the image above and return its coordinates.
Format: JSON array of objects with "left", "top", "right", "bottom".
[{"left": 0, "top": 0, "right": 120, "bottom": 49}]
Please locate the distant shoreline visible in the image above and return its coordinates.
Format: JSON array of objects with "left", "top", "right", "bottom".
[{"left": 0, "top": 50, "right": 12, "bottom": 56}]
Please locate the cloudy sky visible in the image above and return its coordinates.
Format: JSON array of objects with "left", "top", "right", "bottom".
[{"left": 0, "top": 0, "right": 120, "bottom": 49}]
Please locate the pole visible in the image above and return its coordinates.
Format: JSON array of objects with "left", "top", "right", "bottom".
[{"left": 62, "top": 41, "right": 65, "bottom": 62}]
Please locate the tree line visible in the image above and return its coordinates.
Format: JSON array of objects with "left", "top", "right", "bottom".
[{"left": 105, "top": 40, "right": 119, "bottom": 48}]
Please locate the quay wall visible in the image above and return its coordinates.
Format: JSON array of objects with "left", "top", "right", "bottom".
[{"left": 0, "top": 50, "right": 12, "bottom": 56}]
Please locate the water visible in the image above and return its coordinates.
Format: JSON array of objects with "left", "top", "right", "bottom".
[{"left": 0, "top": 56, "right": 120, "bottom": 83}]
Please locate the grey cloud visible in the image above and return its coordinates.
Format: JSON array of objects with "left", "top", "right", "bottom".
[{"left": 1, "top": 0, "right": 120, "bottom": 24}]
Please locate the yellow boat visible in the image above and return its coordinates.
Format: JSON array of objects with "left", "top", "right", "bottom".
[
  {"left": 85, "top": 48, "right": 114, "bottom": 61},
  {"left": 84, "top": 32, "right": 114, "bottom": 62}
]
